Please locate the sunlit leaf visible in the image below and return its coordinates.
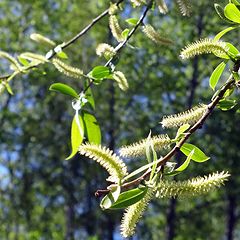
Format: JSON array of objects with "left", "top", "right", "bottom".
[
  {"left": 224, "top": 3, "right": 240, "bottom": 23},
  {"left": 110, "top": 187, "right": 148, "bottom": 209},
  {"left": 83, "top": 111, "right": 101, "bottom": 145},
  {"left": 66, "top": 114, "right": 84, "bottom": 160},
  {"left": 49, "top": 83, "right": 79, "bottom": 99},
  {"left": 125, "top": 18, "right": 138, "bottom": 25},
  {"left": 209, "top": 61, "right": 226, "bottom": 90},
  {"left": 217, "top": 99, "right": 237, "bottom": 111},
  {"left": 100, "top": 185, "right": 121, "bottom": 210},
  {"left": 180, "top": 143, "right": 210, "bottom": 162}
]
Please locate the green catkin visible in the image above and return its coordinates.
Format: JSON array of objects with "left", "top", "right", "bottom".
[
  {"left": 96, "top": 43, "right": 116, "bottom": 59},
  {"left": 79, "top": 143, "right": 128, "bottom": 183},
  {"left": 176, "top": 0, "right": 191, "bottom": 16},
  {"left": 109, "top": 3, "right": 118, "bottom": 15},
  {"left": 52, "top": 58, "right": 83, "bottom": 79},
  {"left": 156, "top": 0, "right": 168, "bottom": 14},
  {"left": 20, "top": 52, "right": 49, "bottom": 63},
  {"left": 120, "top": 134, "right": 171, "bottom": 158},
  {"left": 180, "top": 38, "right": 228, "bottom": 59},
  {"left": 142, "top": 24, "right": 173, "bottom": 45},
  {"left": 130, "top": 0, "right": 146, "bottom": 7},
  {"left": 161, "top": 104, "right": 208, "bottom": 128},
  {"left": 30, "top": 33, "right": 56, "bottom": 47},
  {"left": 112, "top": 71, "right": 129, "bottom": 91},
  {"left": 156, "top": 171, "right": 230, "bottom": 199},
  {"left": 0, "top": 51, "right": 21, "bottom": 71},
  {"left": 120, "top": 187, "right": 155, "bottom": 238},
  {"left": 109, "top": 15, "right": 124, "bottom": 42}
]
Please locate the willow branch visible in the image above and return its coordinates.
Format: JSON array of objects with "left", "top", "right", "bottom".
[
  {"left": 84, "top": 0, "right": 153, "bottom": 93},
  {"left": 95, "top": 70, "right": 237, "bottom": 197}
]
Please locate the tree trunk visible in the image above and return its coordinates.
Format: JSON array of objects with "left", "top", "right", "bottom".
[{"left": 226, "top": 195, "right": 237, "bottom": 240}]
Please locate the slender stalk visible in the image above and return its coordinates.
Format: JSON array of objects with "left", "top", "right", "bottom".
[{"left": 95, "top": 73, "right": 236, "bottom": 197}]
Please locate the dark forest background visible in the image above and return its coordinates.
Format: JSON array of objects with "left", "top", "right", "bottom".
[{"left": 0, "top": 0, "right": 240, "bottom": 239}]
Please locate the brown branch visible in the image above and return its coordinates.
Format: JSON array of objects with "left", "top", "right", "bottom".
[{"left": 95, "top": 73, "right": 236, "bottom": 197}]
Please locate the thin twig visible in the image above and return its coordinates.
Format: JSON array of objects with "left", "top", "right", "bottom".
[
  {"left": 95, "top": 72, "right": 236, "bottom": 197},
  {"left": 84, "top": 0, "right": 153, "bottom": 93}
]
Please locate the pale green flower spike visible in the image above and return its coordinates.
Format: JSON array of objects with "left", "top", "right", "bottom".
[
  {"left": 0, "top": 51, "right": 21, "bottom": 71},
  {"left": 142, "top": 24, "right": 173, "bottom": 45},
  {"left": 79, "top": 143, "right": 128, "bottom": 183},
  {"left": 180, "top": 38, "right": 228, "bottom": 59},
  {"left": 112, "top": 71, "right": 129, "bottom": 91},
  {"left": 161, "top": 104, "right": 208, "bottom": 128},
  {"left": 109, "top": 15, "right": 124, "bottom": 42},
  {"left": 96, "top": 43, "right": 116, "bottom": 59},
  {"left": 130, "top": 0, "right": 146, "bottom": 7},
  {"left": 120, "top": 134, "right": 171, "bottom": 158},
  {"left": 120, "top": 187, "right": 155, "bottom": 238},
  {"left": 176, "top": 0, "right": 191, "bottom": 16},
  {"left": 156, "top": 0, "right": 168, "bottom": 14},
  {"left": 20, "top": 52, "right": 49, "bottom": 64},
  {"left": 30, "top": 33, "right": 56, "bottom": 47},
  {"left": 109, "top": 3, "right": 118, "bottom": 15},
  {"left": 156, "top": 171, "right": 230, "bottom": 199},
  {"left": 52, "top": 58, "right": 83, "bottom": 79}
]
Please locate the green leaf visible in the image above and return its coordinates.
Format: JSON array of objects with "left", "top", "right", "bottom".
[
  {"left": 226, "top": 42, "right": 239, "bottom": 58},
  {"left": 66, "top": 114, "right": 84, "bottom": 160},
  {"left": 209, "top": 61, "right": 226, "bottom": 90},
  {"left": 49, "top": 83, "right": 79, "bottom": 99},
  {"left": 123, "top": 158, "right": 164, "bottom": 182},
  {"left": 217, "top": 99, "right": 237, "bottom": 111},
  {"left": 149, "top": 144, "right": 158, "bottom": 181},
  {"left": 110, "top": 187, "right": 148, "bottom": 209},
  {"left": 100, "top": 185, "right": 121, "bottom": 210},
  {"left": 85, "top": 83, "right": 95, "bottom": 110},
  {"left": 17, "top": 56, "right": 30, "bottom": 67},
  {"left": 90, "top": 66, "right": 111, "bottom": 80},
  {"left": 121, "top": 29, "right": 130, "bottom": 39},
  {"left": 57, "top": 51, "right": 68, "bottom": 59},
  {"left": 214, "top": 26, "right": 239, "bottom": 41},
  {"left": 5, "top": 83, "right": 13, "bottom": 95},
  {"left": 180, "top": 143, "right": 210, "bottom": 162},
  {"left": 83, "top": 112, "right": 101, "bottom": 145},
  {"left": 174, "top": 124, "right": 190, "bottom": 141},
  {"left": 214, "top": 4, "right": 235, "bottom": 24},
  {"left": 224, "top": 3, "right": 240, "bottom": 23},
  {"left": 145, "top": 131, "right": 152, "bottom": 163},
  {"left": 125, "top": 18, "right": 138, "bottom": 26},
  {"left": 167, "top": 150, "right": 194, "bottom": 176}
]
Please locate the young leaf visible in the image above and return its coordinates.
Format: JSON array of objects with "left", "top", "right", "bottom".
[
  {"left": 49, "top": 83, "right": 79, "bottom": 99},
  {"left": 149, "top": 144, "right": 158, "bottom": 181},
  {"left": 100, "top": 185, "right": 121, "bottom": 210},
  {"left": 110, "top": 187, "right": 148, "bottom": 209},
  {"left": 224, "top": 3, "right": 240, "bottom": 23},
  {"left": 167, "top": 150, "right": 194, "bottom": 176},
  {"left": 85, "top": 83, "right": 95, "bottom": 110},
  {"left": 83, "top": 112, "right": 101, "bottom": 145},
  {"left": 122, "top": 29, "right": 130, "bottom": 39},
  {"left": 180, "top": 143, "right": 210, "bottom": 162},
  {"left": 209, "top": 61, "right": 226, "bottom": 90},
  {"left": 66, "top": 114, "right": 84, "bottom": 160},
  {"left": 174, "top": 124, "right": 190, "bottom": 141},
  {"left": 214, "top": 4, "right": 235, "bottom": 24},
  {"left": 231, "top": 0, "right": 240, "bottom": 6},
  {"left": 226, "top": 43, "right": 239, "bottom": 59},
  {"left": 90, "top": 66, "right": 111, "bottom": 80},
  {"left": 57, "top": 51, "right": 68, "bottom": 59},
  {"left": 125, "top": 18, "right": 138, "bottom": 26},
  {"left": 214, "top": 26, "right": 239, "bottom": 41},
  {"left": 217, "top": 99, "right": 237, "bottom": 111}
]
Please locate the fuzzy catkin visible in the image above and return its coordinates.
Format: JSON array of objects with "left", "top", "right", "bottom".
[
  {"left": 176, "top": 0, "right": 191, "bottom": 16},
  {"left": 161, "top": 104, "right": 208, "bottom": 128},
  {"left": 180, "top": 38, "right": 228, "bottom": 59},
  {"left": 112, "top": 71, "right": 129, "bottom": 91},
  {"left": 120, "top": 134, "right": 171, "bottom": 158},
  {"left": 30, "top": 33, "right": 56, "bottom": 47},
  {"left": 156, "top": 171, "right": 230, "bottom": 199},
  {"left": 109, "top": 15, "right": 124, "bottom": 42},
  {"left": 142, "top": 24, "right": 173, "bottom": 45},
  {"left": 120, "top": 187, "right": 154, "bottom": 238},
  {"left": 79, "top": 143, "right": 128, "bottom": 183},
  {"left": 52, "top": 58, "right": 83, "bottom": 79},
  {"left": 0, "top": 51, "right": 21, "bottom": 71},
  {"left": 96, "top": 43, "right": 116, "bottom": 59},
  {"left": 20, "top": 52, "right": 49, "bottom": 63}
]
